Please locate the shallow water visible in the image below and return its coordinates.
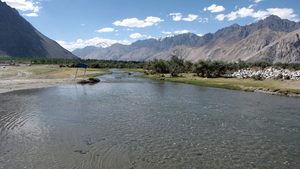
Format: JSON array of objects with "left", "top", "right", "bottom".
[{"left": 0, "top": 70, "right": 299, "bottom": 168}]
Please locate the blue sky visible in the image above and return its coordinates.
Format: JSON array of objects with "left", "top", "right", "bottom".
[{"left": 3, "top": 0, "right": 300, "bottom": 51}]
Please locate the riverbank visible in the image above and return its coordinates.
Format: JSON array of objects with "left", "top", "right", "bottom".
[
  {"left": 0, "top": 64, "right": 111, "bottom": 94},
  {"left": 135, "top": 73, "right": 300, "bottom": 97}
]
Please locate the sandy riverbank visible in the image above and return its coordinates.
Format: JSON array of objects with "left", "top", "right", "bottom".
[{"left": 0, "top": 64, "right": 107, "bottom": 94}]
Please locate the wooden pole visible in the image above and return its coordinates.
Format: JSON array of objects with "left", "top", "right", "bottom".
[
  {"left": 75, "top": 67, "right": 79, "bottom": 79},
  {"left": 83, "top": 68, "right": 86, "bottom": 79}
]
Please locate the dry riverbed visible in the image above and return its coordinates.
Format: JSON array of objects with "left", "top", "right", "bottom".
[{"left": 0, "top": 64, "right": 110, "bottom": 94}]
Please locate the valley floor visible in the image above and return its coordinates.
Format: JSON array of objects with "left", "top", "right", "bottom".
[
  {"left": 1, "top": 65, "right": 299, "bottom": 97},
  {"left": 0, "top": 64, "right": 109, "bottom": 94}
]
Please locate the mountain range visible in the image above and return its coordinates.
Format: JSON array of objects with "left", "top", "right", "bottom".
[
  {"left": 0, "top": 0, "right": 78, "bottom": 59},
  {"left": 73, "top": 15, "right": 300, "bottom": 63}
]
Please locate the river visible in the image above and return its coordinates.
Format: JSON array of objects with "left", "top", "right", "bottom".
[{"left": 0, "top": 70, "right": 299, "bottom": 168}]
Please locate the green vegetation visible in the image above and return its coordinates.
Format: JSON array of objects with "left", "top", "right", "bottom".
[
  {"left": 136, "top": 73, "right": 300, "bottom": 94},
  {"left": 2, "top": 56, "right": 299, "bottom": 72},
  {"left": 0, "top": 57, "right": 144, "bottom": 69},
  {"left": 27, "top": 66, "right": 58, "bottom": 75}
]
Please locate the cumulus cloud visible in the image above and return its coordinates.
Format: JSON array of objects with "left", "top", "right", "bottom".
[
  {"left": 216, "top": 7, "right": 299, "bottom": 22},
  {"left": 96, "top": 27, "right": 114, "bottom": 33},
  {"left": 170, "top": 13, "right": 198, "bottom": 21},
  {"left": 113, "top": 16, "right": 164, "bottom": 28},
  {"left": 182, "top": 14, "right": 198, "bottom": 21},
  {"left": 170, "top": 13, "right": 183, "bottom": 21},
  {"left": 3, "top": 0, "right": 41, "bottom": 16},
  {"left": 174, "top": 30, "right": 190, "bottom": 34},
  {"left": 129, "top": 33, "right": 152, "bottom": 39},
  {"left": 215, "top": 14, "right": 226, "bottom": 21},
  {"left": 56, "top": 38, "right": 131, "bottom": 51},
  {"left": 204, "top": 4, "right": 225, "bottom": 13}
]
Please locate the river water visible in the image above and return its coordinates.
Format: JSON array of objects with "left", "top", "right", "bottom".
[{"left": 0, "top": 70, "right": 299, "bottom": 168}]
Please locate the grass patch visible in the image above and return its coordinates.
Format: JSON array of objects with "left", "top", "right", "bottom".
[
  {"left": 135, "top": 72, "right": 300, "bottom": 94},
  {"left": 28, "top": 67, "right": 58, "bottom": 75},
  {"left": 77, "top": 71, "right": 112, "bottom": 78},
  {"left": 51, "top": 68, "right": 112, "bottom": 79},
  {"left": 120, "top": 68, "right": 144, "bottom": 73}
]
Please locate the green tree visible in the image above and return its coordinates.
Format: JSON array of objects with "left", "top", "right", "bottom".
[
  {"left": 168, "top": 55, "right": 184, "bottom": 77},
  {"left": 184, "top": 60, "right": 193, "bottom": 73},
  {"left": 193, "top": 60, "right": 207, "bottom": 77}
]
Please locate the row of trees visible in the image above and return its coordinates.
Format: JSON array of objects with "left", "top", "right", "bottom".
[
  {"left": 0, "top": 57, "right": 144, "bottom": 69},
  {"left": 143, "top": 55, "right": 300, "bottom": 77},
  {"left": 1, "top": 56, "right": 300, "bottom": 77}
]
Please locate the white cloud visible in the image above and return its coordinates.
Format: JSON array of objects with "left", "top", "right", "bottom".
[
  {"left": 266, "top": 8, "right": 298, "bottom": 21},
  {"left": 174, "top": 30, "right": 190, "bottom": 34},
  {"left": 130, "top": 33, "right": 150, "bottom": 39},
  {"left": 216, "top": 14, "right": 225, "bottom": 21},
  {"left": 204, "top": 4, "right": 225, "bottom": 13},
  {"left": 3, "top": 0, "right": 41, "bottom": 17},
  {"left": 113, "top": 16, "right": 163, "bottom": 28},
  {"left": 197, "top": 34, "right": 203, "bottom": 37},
  {"left": 170, "top": 13, "right": 198, "bottom": 21},
  {"left": 80, "top": 24, "right": 85, "bottom": 26},
  {"left": 216, "top": 7, "right": 298, "bottom": 22},
  {"left": 23, "top": 12, "right": 38, "bottom": 17},
  {"left": 162, "top": 31, "right": 172, "bottom": 34},
  {"left": 254, "top": 0, "right": 263, "bottom": 3},
  {"left": 3, "top": 0, "right": 40, "bottom": 12},
  {"left": 96, "top": 27, "right": 114, "bottom": 33},
  {"left": 170, "top": 13, "right": 183, "bottom": 21},
  {"left": 182, "top": 14, "right": 198, "bottom": 21},
  {"left": 33, "top": 6, "right": 39, "bottom": 12},
  {"left": 56, "top": 38, "right": 131, "bottom": 51}
]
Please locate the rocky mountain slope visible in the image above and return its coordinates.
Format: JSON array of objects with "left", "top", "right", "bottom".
[
  {"left": 73, "top": 15, "right": 300, "bottom": 63},
  {"left": 0, "top": 1, "right": 78, "bottom": 59}
]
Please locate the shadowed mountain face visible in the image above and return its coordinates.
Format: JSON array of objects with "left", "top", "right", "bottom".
[
  {"left": 73, "top": 15, "right": 300, "bottom": 63},
  {"left": 0, "top": 1, "right": 78, "bottom": 59}
]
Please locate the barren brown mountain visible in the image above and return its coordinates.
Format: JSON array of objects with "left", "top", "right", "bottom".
[{"left": 73, "top": 15, "right": 300, "bottom": 63}]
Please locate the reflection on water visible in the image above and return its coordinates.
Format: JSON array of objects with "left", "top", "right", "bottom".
[{"left": 0, "top": 70, "right": 300, "bottom": 168}]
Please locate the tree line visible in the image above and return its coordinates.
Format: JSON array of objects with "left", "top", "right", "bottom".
[
  {"left": 1, "top": 56, "right": 300, "bottom": 77},
  {"left": 143, "top": 55, "right": 300, "bottom": 77},
  {"left": 0, "top": 57, "right": 144, "bottom": 69}
]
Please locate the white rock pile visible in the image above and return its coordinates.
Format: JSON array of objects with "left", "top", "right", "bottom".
[{"left": 231, "top": 67, "right": 300, "bottom": 80}]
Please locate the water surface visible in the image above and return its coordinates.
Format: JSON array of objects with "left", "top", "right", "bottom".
[{"left": 0, "top": 70, "right": 299, "bottom": 168}]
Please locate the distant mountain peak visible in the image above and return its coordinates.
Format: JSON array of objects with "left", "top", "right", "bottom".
[{"left": 73, "top": 15, "right": 300, "bottom": 63}]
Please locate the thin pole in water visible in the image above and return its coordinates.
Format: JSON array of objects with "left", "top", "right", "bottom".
[
  {"left": 83, "top": 68, "right": 86, "bottom": 79},
  {"left": 75, "top": 67, "right": 79, "bottom": 79}
]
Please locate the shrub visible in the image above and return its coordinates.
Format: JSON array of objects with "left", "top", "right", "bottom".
[
  {"left": 284, "top": 75, "right": 290, "bottom": 80},
  {"left": 252, "top": 73, "right": 264, "bottom": 81}
]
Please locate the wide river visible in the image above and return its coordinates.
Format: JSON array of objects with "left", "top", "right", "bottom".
[{"left": 0, "top": 70, "right": 299, "bottom": 168}]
